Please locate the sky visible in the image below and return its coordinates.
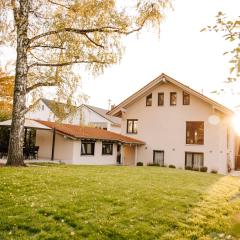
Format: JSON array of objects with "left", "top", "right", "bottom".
[{"left": 77, "top": 0, "right": 240, "bottom": 110}]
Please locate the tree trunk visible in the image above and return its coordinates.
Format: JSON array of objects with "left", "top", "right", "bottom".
[{"left": 6, "top": 0, "right": 30, "bottom": 166}]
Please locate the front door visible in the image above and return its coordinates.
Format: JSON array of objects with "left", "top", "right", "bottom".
[{"left": 153, "top": 150, "right": 164, "bottom": 166}]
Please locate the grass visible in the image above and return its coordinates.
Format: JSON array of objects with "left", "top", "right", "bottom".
[{"left": 0, "top": 165, "right": 240, "bottom": 240}]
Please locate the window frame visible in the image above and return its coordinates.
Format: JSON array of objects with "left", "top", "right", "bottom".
[
  {"left": 146, "top": 93, "right": 152, "bottom": 106},
  {"left": 158, "top": 92, "right": 164, "bottom": 106},
  {"left": 186, "top": 121, "right": 204, "bottom": 145},
  {"left": 81, "top": 141, "right": 95, "bottom": 156},
  {"left": 102, "top": 142, "right": 113, "bottom": 155},
  {"left": 170, "top": 92, "right": 177, "bottom": 106},
  {"left": 185, "top": 152, "right": 204, "bottom": 169},
  {"left": 127, "top": 119, "right": 138, "bottom": 134},
  {"left": 183, "top": 91, "right": 190, "bottom": 105}
]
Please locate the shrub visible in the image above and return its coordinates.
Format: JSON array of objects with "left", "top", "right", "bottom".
[
  {"left": 168, "top": 165, "right": 176, "bottom": 168},
  {"left": 200, "top": 166, "right": 208, "bottom": 172},
  {"left": 211, "top": 169, "right": 218, "bottom": 174},
  {"left": 136, "top": 162, "right": 143, "bottom": 166},
  {"left": 192, "top": 167, "right": 200, "bottom": 171},
  {"left": 185, "top": 166, "right": 192, "bottom": 170},
  {"left": 147, "top": 163, "right": 160, "bottom": 166}
]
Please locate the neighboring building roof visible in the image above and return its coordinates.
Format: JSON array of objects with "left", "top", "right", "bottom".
[
  {"left": 41, "top": 98, "right": 78, "bottom": 119},
  {"left": 36, "top": 120, "right": 144, "bottom": 145},
  {"left": 108, "top": 73, "right": 234, "bottom": 116},
  {"left": 81, "top": 104, "right": 121, "bottom": 126}
]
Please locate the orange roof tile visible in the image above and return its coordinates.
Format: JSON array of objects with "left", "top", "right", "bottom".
[{"left": 36, "top": 120, "right": 145, "bottom": 145}]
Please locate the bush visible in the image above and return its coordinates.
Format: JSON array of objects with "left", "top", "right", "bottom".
[
  {"left": 168, "top": 165, "right": 176, "bottom": 168},
  {"left": 211, "top": 169, "right": 218, "bottom": 174},
  {"left": 192, "top": 167, "right": 200, "bottom": 171},
  {"left": 136, "top": 162, "right": 143, "bottom": 166},
  {"left": 147, "top": 163, "right": 160, "bottom": 166},
  {"left": 185, "top": 166, "right": 192, "bottom": 170},
  {"left": 200, "top": 166, "right": 208, "bottom": 172}
]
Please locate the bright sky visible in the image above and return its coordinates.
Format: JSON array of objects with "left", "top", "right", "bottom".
[{"left": 78, "top": 0, "right": 240, "bottom": 110}]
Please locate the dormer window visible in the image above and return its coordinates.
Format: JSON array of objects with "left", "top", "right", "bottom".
[
  {"left": 41, "top": 105, "right": 44, "bottom": 111},
  {"left": 158, "top": 92, "right": 164, "bottom": 106},
  {"left": 146, "top": 94, "right": 152, "bottom": 106},
  {"left": 183, "top": 92, "right": 190, "bottom": 105},
  {"left": 170, "top": 92, "right": 177, "bottom": 106}
]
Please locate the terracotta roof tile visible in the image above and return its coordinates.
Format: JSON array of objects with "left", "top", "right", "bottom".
[{"left": 36, "top": 120, "right": 144, "bottom": 145}]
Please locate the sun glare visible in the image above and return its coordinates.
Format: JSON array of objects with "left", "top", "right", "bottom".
[{"left": 232, "top": 114, "right": 240, "bottom": 136}]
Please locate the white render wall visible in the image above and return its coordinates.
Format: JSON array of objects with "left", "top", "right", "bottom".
[{"left": 121, "top": 82, "right": 235, "bottom": 174}]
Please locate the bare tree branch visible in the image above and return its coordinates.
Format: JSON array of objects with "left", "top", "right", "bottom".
[
  {"left": 84, "top": 33, "right": 104, "bottom": 48},
  {"left": 47, "top": 0, "right": 71, "bottom": 9},
  {"left": 26, "top": 81, "right": 57, "bottom": 93},
  {"left": 30, "top": 44, "right": 66, "bottom": 50}
]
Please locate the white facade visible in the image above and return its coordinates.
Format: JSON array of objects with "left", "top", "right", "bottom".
[{"left": 109, "top": 74, "right": 237, "bottom": 174}]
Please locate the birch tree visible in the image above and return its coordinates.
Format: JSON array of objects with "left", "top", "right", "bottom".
[{"left": 0, "top": 0, "right": 170, "bottom": 166}]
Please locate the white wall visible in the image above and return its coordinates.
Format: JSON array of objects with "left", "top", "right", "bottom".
[{"left": 121, "top": 82, "right": 234, "bottom": 174}]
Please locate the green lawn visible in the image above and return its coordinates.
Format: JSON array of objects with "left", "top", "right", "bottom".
[{"left": 0, "top": 165, "right": 240, "bottom": 240}]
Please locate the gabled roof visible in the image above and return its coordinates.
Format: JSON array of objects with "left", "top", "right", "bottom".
[
  {"left": 36, "top": 120, "right": 144, "bottom": 145},
  {"left": 80, "top": 104, "right": 121, "bottom": 126},
  {"left": 108, "top": 73, "right": 234, "bottom": 116},
  {"left": 41, "top": 98, "right": 78, "bottom": 119}
]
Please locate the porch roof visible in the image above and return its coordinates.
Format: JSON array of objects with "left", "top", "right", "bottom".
[{"left": 36, "top": 120, "right": 145, "bottom": 145}]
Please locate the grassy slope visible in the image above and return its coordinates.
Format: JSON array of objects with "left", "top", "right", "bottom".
[{"left": 0, "top": 165, "right": 240, "bottom": 240}]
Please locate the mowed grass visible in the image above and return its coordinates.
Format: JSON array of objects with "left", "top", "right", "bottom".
[{"left": 0, "top": 165, "right": 240, "bottom": 240}]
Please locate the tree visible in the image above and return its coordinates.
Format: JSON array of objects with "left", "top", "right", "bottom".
[
  {"left": 0, "top": 0, "right": 171, "bottom": 166},
  {"left": 201, "top": 12, "right": 240, "bottom": 82}
]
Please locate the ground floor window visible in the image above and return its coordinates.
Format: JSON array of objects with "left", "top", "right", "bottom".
[
  {"left": 81, "top": 141, "right": 95, "bottom": 155},
  {"left": 185, "top": 152, "right": 204, "bottom": 169},
  {"left": 102, "top": 142, "right": 113, "bottom": 155},
  {"left": 153, "top": 150, "right": 164, "bottom": 166}
]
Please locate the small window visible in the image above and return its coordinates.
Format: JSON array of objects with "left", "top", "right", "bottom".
[
  {"left": 158, "top": 93, "right": 164, "bottom": 106},
  {"left": 41, "top": 105, "right": 44, "bottom": 111},
  {"left": 170, "top": 92, "right": 177, "bottom": 106},
  {"left": 185, "top": 152, "right": 204, "bottom": 169},
  {"left": 127, "top": 119, "right": 138, "bottom": 134},
  {"left": 183, "top": 92, "right": 190, "bottom": 105},
  {"left": 81, "top": 141, "right": 95, "bottom": 155},
  {"left": 102, "top": 142, "right": 113, "bottom": 155},
  {"left": 186, "top": 121, "right": 204, "bottom": 145},
  {"left": 146, "top": 94, "right": 152, "bottom": 106}
]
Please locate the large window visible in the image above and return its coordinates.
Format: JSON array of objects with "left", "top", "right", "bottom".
[
  {"left": 183, "top": 91, "right": 190, "bottom": 105},
  {"left": 170, "top": 92, "right": 177, "bottom": 106},
  {"left": 186, "top": 121, "right": 204, "bottom": 144},
  {"left": 185, "top": 152, "right": 204, "bottom": 169},
  {"left": 158, "top": 92, "right": 164, "bottom": 106},
  {"left": 102, "top": 142, "right": 113, "bottom": 155},
  {"left": 81, "top": 141, "right": 95, "bottom": 155},
  {"left": 146, "top": 93, "right": 152, "bottom": 106},
  {"left": 127, "top": 119, "right": 138, "bottom": 134}
]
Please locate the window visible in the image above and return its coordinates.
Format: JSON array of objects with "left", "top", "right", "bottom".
[
  {"left": 81, "top": 141, "right": 95, "bottom": 155},
  {"left": 158, "top": 93, "right": 164, "bottom": 106},
  {"left": 41, "top": 105, "right": 44, "bottom": 111},
  {"left": 185, "top": 152, "right": 204, "bottom": 169},
  {"left": 146, "top": 93, "right": 152, "bottom": 106},
  {"left": 102, "top": 142, "right": 113, "bottom": 155},
  {"left": 183, "top": 91, "right": 190, "bottom": 105},
  {"left": 170, "top": 92, "right": 177, "bottom": 106},
  {"left": 153, "top": 150, "right": 164, "bottom": 166},
  {"left": 186, "top": 121, "right": 204, "bottom": 144},
  {"left": 127, "top": 119, "right": 138, "bottom": 134}
]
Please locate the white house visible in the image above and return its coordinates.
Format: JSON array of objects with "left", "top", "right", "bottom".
[
  {"left": 26, "top": 99, "right": 121, "bottom": 133},
  {"left": 108, "top": 73, "right": 240, "bottom": 174}
]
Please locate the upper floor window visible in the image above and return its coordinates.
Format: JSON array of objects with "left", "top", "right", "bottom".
[
  {"left": 186, "top": 121, "right": 204, "bottom": 145},
  {"left": 183, "top": 92, "right": 190, "bottom": 105},
  {"left": 170, "top": 92, "right": 177, "bottom": 106},
  {"left": 146, "top": 94, "right": 152, "bottom": 106},
  {"left": 127, "top": 119, "right": 138, "bottom": 134},
  {"left": 158, "top": 93, "right": 164, "bottom": 106},
  {"left": 81, "top": 141, "right": 95, "bottom": 155},
  {"left": 41, "top": 105, "right": 44, "bottom": 111},
  {"left": 102, "top": 142, "right": 113, "bottom": 155}
]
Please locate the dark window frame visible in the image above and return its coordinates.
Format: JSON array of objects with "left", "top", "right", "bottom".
[
  {"left": 170, "top": 92, "right": 177, "bottom": 106},
  {"left": 127, "top": 119, "right": 138, "bottom": 134},
  {"left": 183, "top": 91, "right": 190, "bottom": 105},
  {"left": 158, "top": 92, "right": 164, "bottom": 106},
  {"left": 81, "top": 141, "right": 95, "bottom": 155},
  {"left": 153, "top": 150, "right": 164, "bottom": 165},
  {"left": 146, "top": 93, "right": 152, "bottom": 106},
  {"left": 102, "top": 142, "right": 113, "bottom": 155},
  {"left": 186, "top": 121, "right": 204, "bottom": 145},
  {"left": 185, "top": 152, "right": 204, "bottom": 169}
]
